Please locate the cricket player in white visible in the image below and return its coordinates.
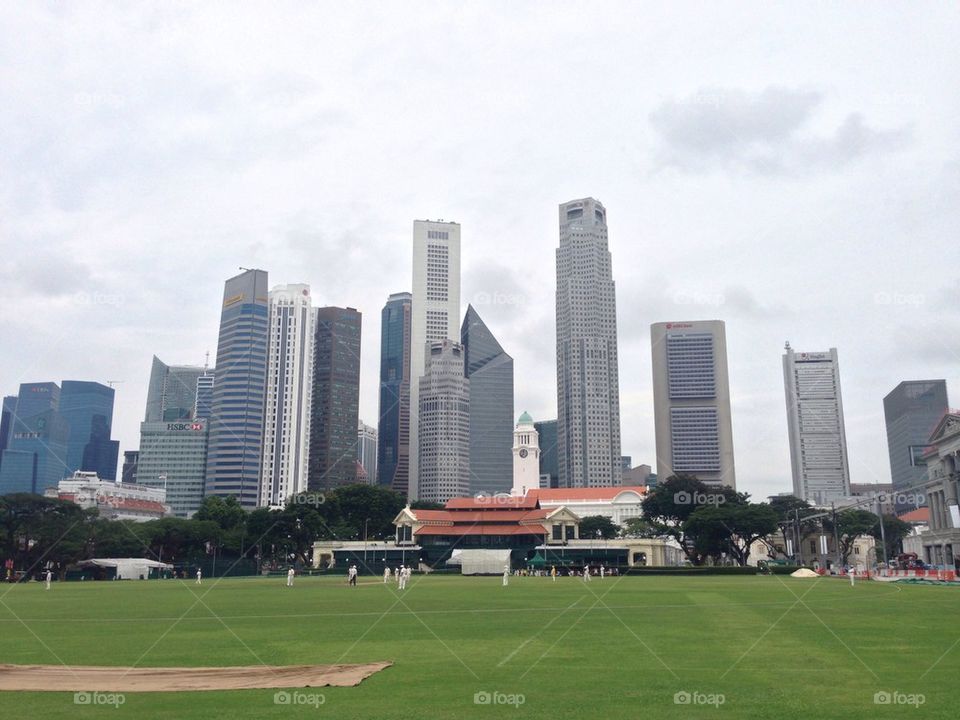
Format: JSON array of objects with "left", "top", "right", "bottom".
[
  {"left": 600, "top": 565, "right": 605, "bottom": 579},
  {"left": 398, "top": 566, "right": 407, "bottom": 590},
  {"left": 348, "top": 564, "right": 358, "bottom": 586},
  {"left": 384, "top": 567, "right": 391, "bottom": 583},
  {"left": 287, "top": 568, "right": 295, "bottom": 587},
  {"left": 849, "top": 567, "right": 855, "bottom": 586},
  {"left": 45, "top": 570, "right": 52, "bottom": 590},
  {"left": 196, "top": 568, "right": 202, "bottom": 584},
  {"left": 502, "top": 565, "right": 509, "bottom": 586},
  {"left": 582, "top": 566, "right": 591, "bottom": 582}
]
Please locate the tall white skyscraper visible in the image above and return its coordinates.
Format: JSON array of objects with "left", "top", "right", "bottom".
[
  {"left": 651, "top": 320, "right": 736, "bottom": 488},
  {"left": 556, "top": 198, "right": 622, "bottom": 488},
  {"left": 418, "top": 340, "right": 470, "bottom": 503},
  {"left": 409, "top": 220, "right": 461, "bottom": 500},
  {"left": 259, "top": 284, "right": 314, "bottom": 507},
  {"left": 783, "top": 343, "right": 850, "bottom": 504}
]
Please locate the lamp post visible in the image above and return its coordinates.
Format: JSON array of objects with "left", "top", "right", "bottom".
[{"left": 363, "top": 518, "right": 370, "bottom": 567}]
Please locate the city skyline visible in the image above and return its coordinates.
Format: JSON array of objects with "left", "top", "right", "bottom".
[{"left": 2, "top": 4, "right": 958, "bottom": 502}]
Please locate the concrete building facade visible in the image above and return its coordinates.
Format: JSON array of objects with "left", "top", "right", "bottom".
[
  {"left": 555, "top": 197, "right": 622, "bottom": 488},
  {"left": 259, "top": 284, "right": 314, "bottom": 507},
  {"left": 783, "top": 344, "right": 850, "bottom": 503},
  {"left": 651, "top": 320, "right": 736, "bottom": 488},
  {"left": 417, "top": 340, "right": 470, "bottom": 504},
  {"left": 409, "top": 220, "right": 461, "bottom": 500},
  {"left": 883, "top": 380, "right": 948, "bottom": 501}
]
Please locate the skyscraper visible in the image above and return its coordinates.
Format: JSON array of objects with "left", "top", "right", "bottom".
[
  {"left": 651, "top": 320, "right": 736, "bottom": 488},
  {"left": 145, "top": 356, "right": 206, "bottom": 422},
  {"left": 883, "top": 380, "right": 948, "bottom": 502},
  {"left": 461, "top": 304, "right": 513, "bottom": 496},
  {"left": 204, "top": 269, "right": 269, "bottom": 508},
  {"left": 535, "top": 419, "right": 559, "bottom": 488},
  {"left": 409, "top": 220, "right": 461, "bottom": 500},
  {"left": 556, "top": 198, "right": 622, "bottom": 488},
  {"left": 0, "top": 396, "right": 16, "bottom": 460},
  {"left": 783, "top": 343, "right": 850, "bottom": 504},
  {"left": 377, "top": 292, "right": 412, "bottom": 493},
  {"left": 418, "top": 340, "right": 470, "bottom": 503},
  {"left": 357, "top": 420, "right": 378, "bottom": 485},
  {"left": 310, "top": 306, "right": 362, "bottom": 492},
  {"left": 0, "top": 382, "right": 69, "bottom": 495},
  {"left": 194, "top": 371, "right": 215, "bottom": 419},
  {"left": 60, "top": 380, "right": 119, "bottom": 480},
  {"left": 138, "top": 419, "right": 209, "bottom": 517},
  {"left": 259, "top": 284, "right": 314, "bottom": 507}
]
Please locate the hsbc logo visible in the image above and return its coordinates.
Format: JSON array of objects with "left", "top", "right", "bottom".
[{"left": 165, "top": 422, "right": 204, "bottom": 432}]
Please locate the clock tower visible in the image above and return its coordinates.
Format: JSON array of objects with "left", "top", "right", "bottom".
[{"left": 512, "top": 411, "right": 540, "bottom": 496}]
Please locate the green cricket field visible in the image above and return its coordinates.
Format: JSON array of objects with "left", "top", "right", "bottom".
[{"left": 0, "top": 574, "right": 955, "bottom": 718}]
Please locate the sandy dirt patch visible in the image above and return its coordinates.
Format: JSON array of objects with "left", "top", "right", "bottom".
[{"left": 0, "top": 661, "right": 391, "bottom": 692}]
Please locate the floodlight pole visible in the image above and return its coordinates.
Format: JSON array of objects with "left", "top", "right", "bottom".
[{"left": 876, "top": 498, "right": 889, "bottom": 567}]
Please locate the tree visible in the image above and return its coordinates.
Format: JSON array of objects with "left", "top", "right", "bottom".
[
  {"left": 621, "top": 517, "right": 663, "bottom": 538},
  {"left": 766, "top": 496, "right": 817, "bottom": 560},
  {"left": 0, "top": 494, "right": 92, "bottom": 575},
  {"left": 329, "top": 484, "right": 406, "bottom": 542},
  {"left": 834, "top": 509, "right": 879, "bottom": 564},
  {"left": 410, "top": 501, "right": 444, "bottom": 511},
  {"left": 683, "top": 503, "right": 779, "bottom": 566},
  {"left": 194, "top": 495, "right": 247, "bottom": 531},
  {"left": 579, "top": 515, "right": 620, "bottom": 540},
  {"left": 870, "top": 515, "right": 912, "bottom": 561},
  {"left": 640, "top": 475, "right": 742, "bottom": 564}
]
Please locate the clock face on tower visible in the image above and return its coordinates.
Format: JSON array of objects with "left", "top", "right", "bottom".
[{"left": 518, "top": 448, "right": 529, "bottom": 459}]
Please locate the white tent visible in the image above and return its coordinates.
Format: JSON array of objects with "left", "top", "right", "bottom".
[
  {"left": 452, "top": 549, "right": 512, "bottom": 575},
  {"left": 79, "top": 558, "right": 173, "bottom": 580}
]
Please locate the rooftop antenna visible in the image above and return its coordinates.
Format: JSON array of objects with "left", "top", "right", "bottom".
[{"left": 203, "top": 351, "right": 210, "bottom": 371}]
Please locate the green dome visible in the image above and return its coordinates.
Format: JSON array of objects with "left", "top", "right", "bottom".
[{"left": 518, "top": 411, "right": 533, "bottom": 423}]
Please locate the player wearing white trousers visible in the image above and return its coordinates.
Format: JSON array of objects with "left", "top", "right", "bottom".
[{"left": 287, "top": 568, "right": 295, "bottom": 587}]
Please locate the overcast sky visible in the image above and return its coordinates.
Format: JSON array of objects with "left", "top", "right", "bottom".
[{"left": 2, "top": 2, "right": 958, "bottom": 500}]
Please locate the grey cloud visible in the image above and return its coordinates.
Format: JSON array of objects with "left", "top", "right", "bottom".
[{"left": 650, "top": 86, "right": 908, "bottom": 174}]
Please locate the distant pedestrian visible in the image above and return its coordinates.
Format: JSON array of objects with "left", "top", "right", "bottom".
[{"left": 287, "top": 568, "right": 295, "bottom": 587}]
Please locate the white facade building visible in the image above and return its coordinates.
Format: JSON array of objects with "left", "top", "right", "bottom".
[
  {"left": 783, "top": 343, "right": 851, "bottom": 504},
  {"left": 651, "top": 320, "right": 736, "bottom": 488},
  {"left": 556, "top": 198, "right": 622, "bottom": 488},
  {"left": 418, "top": 340, "right": 470, "bottom": 503},
  {"left": 357, "top": 419, "right": 378, "bottom": 484},
  {"left": 54, "top": 471, "right": 169, "bottom": 521},
  {"left": 528, "top": 486, "right": 648, "bottom": 527},
  {"left": 259, "top": 284, "right": 314, "bottom": 507},
  {"left": 512, "top": 412, "right": 540, "bottom": 496},
  {"left": 409, "top": 220, "right": 461, "bottom": 500}
]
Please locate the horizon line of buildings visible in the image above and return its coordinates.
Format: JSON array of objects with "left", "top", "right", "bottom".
[{"left": 1, "top": 199, "right": 956, "bottom": 542}]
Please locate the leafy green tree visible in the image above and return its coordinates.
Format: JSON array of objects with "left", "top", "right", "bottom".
[
  {"left": 834, "top": 509, "right": 879, "bottom": 564},
  {"left": 0, "top": 494, "right": 92, "bottom": 575},
  {"left": 640, "top": 475, "right": 742, "bottom": 564},
  {"left": 579, "top": 515, "right": 620, "bottom": 540},
  {"left": 621, "top": 517, "right": 663, "bottom": 538},
  {"left": 194, "top": 495, "right": 247, "bottom": 530},
  {"left": 329, "top": 484, "right": 406, "bottom": 541},
  {"left": 683, "top": 503, "right": 779, "bottom": 566},
  {"left": 870, "top": 515, "right": 912, "bottom": 560}
]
